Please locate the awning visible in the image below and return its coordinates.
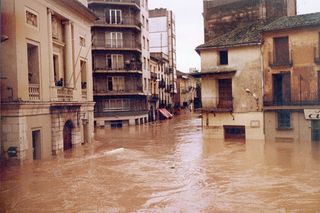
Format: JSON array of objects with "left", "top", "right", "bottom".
[{"left": 159, "top": 108, "right": 173, "bottom": 119}]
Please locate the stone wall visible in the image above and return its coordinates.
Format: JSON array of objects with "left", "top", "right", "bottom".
[
  {"left": 203, "top": 0, "right": 297, "bottom": 42},
  {"left": 51, "top": 106, "right": 82, "bottom": 154}
]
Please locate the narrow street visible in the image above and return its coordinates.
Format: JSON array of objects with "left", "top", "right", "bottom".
[{"left": 1, "top": 113, "right": 320, "bottom": 212}]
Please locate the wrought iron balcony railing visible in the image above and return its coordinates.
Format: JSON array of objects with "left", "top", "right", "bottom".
[
  {"left": 201, "top": 97, "right": 233, "bottom": 112},
  {"left": 92, "top": 38, "right": 141, "bottom": 50},
  {"left": 95, "top": 16, "right": 141, "bottom": 28},
  {"left": 94, "top": 62, "right": 142, "bottom": 72},
  {"left": 269, "top": 50, "right": 293, "bottom": 68},
  {"left": 88, "top": 0, "right": 140, "bottom": 7}
]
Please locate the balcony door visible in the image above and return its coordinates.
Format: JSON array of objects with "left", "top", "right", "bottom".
[
  {"left": 107, "top": 9, "right": 122, "bottom": 24},
  {"left": 111, "top": 54, "right": 124, "bottom": 70},
  {"left": 106, "top": 32, "right": 123, "bottom": 48},
  {"left": 274, "top": 37, "right": 289, "bottom": 65},
  {"left": 273, "top": 73, "right": 291, "bottom": 104},
  {"left": 218, "top": 79, "right": 232, "bottom": 108}
]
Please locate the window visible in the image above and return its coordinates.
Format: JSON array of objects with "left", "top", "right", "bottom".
[
  {"left": 144, "top": 78, "right": 147, "bottom": 90},
  {"left": 80, "top": 60, "right": 87, "bottom": 89},
  {"left": 143, "top": 57, "right": 146, "bottom": 70},
  {"left": 103, "top": 99, "right": 130, "bottom": 111},
  {"left": 143, "top": 36, "right": 146, "bottom": 49},
  {"left": 142, "top": 15, "right": 145, "bottom": 27},
  {"left": 107, "top": 77, "right": 113, "bottom": 91},
  {"left": 52, "top": 16, "right": 59, "bottom": 39},
  {"left": 277, "top": 110, "right": 291, "bottom": 129},
  {"left": 274, "top": 37, "right": 290, "bottom": 65},
  {"left": 113, "top": 77, "right": 125, "bottom": 91},
  {"left": 147, "top": 39, "right": 149, "bottom": 51},
  {"left": 80, "top": 36, "right": 86, "bottom": 47},
  {"left": 219, "top": 50, "right": 228, "bottom": 65},
  {"left": 107, "top": 9, "right": 122, "bottom": 24},
  {"left": 106, "top": 32, "right": 123, "bottom": 48},
  {"left": 53, "top": 54, "right": 60, "bottom": 85},
  {"left": 146, "top": 19, "right": 149, "bottom": 31},
  {"left": 27, "top": 43, "right": 40, "bottom": 84},
  {"left": 26, "top": 9, "right": 38, "bottom": 27},
  {"left": 111, "top": 54, "right": 124, "bottom": 70}
]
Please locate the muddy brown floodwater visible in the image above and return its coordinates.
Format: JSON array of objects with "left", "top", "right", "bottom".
[{"left": 1, "top": 113, "right": 320, "bottom": 212}]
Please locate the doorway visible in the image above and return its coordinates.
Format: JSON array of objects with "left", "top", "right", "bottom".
[
  {"left": 32, "top": 130, "right": 41, "bottom": 160},
  {"left": 63, "top": 120, "right": 73, "bottom": 150}
]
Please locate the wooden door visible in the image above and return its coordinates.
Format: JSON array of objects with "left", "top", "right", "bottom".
[
  {"left": 63, "top": 121, "right": 73, "bottom": 151},
  {"left": 218, "top": 79, "right": 232, "bottom": 108}
]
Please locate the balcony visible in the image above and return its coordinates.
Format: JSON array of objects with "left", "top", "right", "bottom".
[
  {"left": 314, "top": 47, "right": 320, "bottom": 65},
  {"left": 201, "top": 97, "right": 233, "bottom": 112},
  {"left": 94, "top": 62, "right": 142, "bottom": 74},
  {"left": 57, "top": 87, "right": 73, "bottom": 101},
  {"left": 88, "top": 0, "right": 140, "bottom": 9},
  {"left": 159, "top": 80, "right": 166, "bottom": 88},
  {"left": 94, "top": 88, "right": 143, "bottom": 96},
  {"left": 94, "top": 16, "right": 141, "bottom": 30},
  {"left": 95, "top": 110, "right": 148, "bottom": 118},
  {"left": 92, "top": 38, "right": 141, "bottom": 52},
  {"left": 269, "top": 50, "right": 293, "bottom": 68},
  {"left": 264, "top": 99, "right": 320, "bottom": 107},
  {"left": 29, "top": 84, "right": 40, "bottom": 101},
  {"left": 164, "top": 67, "right": 170, "bottom": 74},
  {"left": 151, "top": 72, "right": 157, "bottom": 79}
]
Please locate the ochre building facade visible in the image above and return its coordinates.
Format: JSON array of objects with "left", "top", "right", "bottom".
[{"left": 0, "top": 0, "right": 96, "bottom": 161}]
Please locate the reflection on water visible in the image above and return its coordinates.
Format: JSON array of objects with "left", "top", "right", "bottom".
[{"left": 1, "top": 114, "right": 320, "bottom": 212}]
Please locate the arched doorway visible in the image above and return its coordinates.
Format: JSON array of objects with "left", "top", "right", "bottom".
[{"left": 63, "top": 120, "right": 73, "bottom": 151}]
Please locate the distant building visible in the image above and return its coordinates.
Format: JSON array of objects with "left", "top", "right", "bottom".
[
  {"left": 195, "top": 22, "right": 265, "bottom": 140},
  {"left": 0, "top": 0, "right": 97, "bottom": 160},
  {"left": 149, "top": 52, "right": 172, "bottom": 120},
  {"left": 203, "top": 0, "right": 297, "bottom": 42},
  {"left": 149, "top": 8, "right": 177, "bottom": 108},
  {"left": 88, "top": 0, "right": 150, "bottom": 128},
  {"left": 262, "top": 12, "right": 320, "bottom": 142},
  {"left": 175, "top": 71, "right": 197, "bottom": 111}
]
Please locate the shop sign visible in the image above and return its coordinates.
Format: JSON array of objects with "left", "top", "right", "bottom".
[{"left": 304, "top": 109, "right": 320, "bottom": 120}]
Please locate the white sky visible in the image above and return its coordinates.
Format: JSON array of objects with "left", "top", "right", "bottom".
[{"left": 149, "top": 0, "right": 320, "bottom": 72}]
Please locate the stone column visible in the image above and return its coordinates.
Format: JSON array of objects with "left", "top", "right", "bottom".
[
  {"left": 47, "top": 9, "right": 56, "bottom": 100},
  {"left": 64, "top": 21, "right": 74, "bottom": 88}
]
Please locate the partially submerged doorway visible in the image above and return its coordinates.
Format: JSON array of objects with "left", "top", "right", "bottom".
[{"left": 63, "top": 120, "right": 73, "bottom": 150}]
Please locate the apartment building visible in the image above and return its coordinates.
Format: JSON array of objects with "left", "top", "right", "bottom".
[
  {"left": 203, "top": 0, "right": 297, "bottom": 42},
  {"left": 88, "top": 0, "right": 150, "bottom": 128},
  {"left": 263, "top": 12, "right": 320, "bottom": 142},
  {"left": 0, "top": 0, "right": 96, "bottom": 160},
  {"left": 149, "top": 8, "right": 177, "bottom": 109},
  {"left": 195, "top": 23, "right": 265, "bottom": 140},
  {"left": 175, "top": 71, "right": 197, "bottom": 111}
]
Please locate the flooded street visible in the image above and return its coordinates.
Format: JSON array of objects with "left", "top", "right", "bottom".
[{"left": 1, "top": 114, "right": 320, "bottom": 212}]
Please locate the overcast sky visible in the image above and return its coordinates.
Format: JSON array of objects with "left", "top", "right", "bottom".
[{"left": 149, "top": 0, "right": 320, "bottom": 72}]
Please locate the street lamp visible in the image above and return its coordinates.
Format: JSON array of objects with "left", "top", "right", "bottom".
[{"left": 245, "top": 88, "right": 259, "bottom": 111}]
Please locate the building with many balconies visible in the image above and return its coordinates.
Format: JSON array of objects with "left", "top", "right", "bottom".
[
  {"left": 0, "top": 0, "right": 97, "bottom": 161},
  {"left": 149, "top": 8, "right": 177, "bottom": 110},
  {"left": 88, "top": 0, "right": 151, "bottom": 128}
]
